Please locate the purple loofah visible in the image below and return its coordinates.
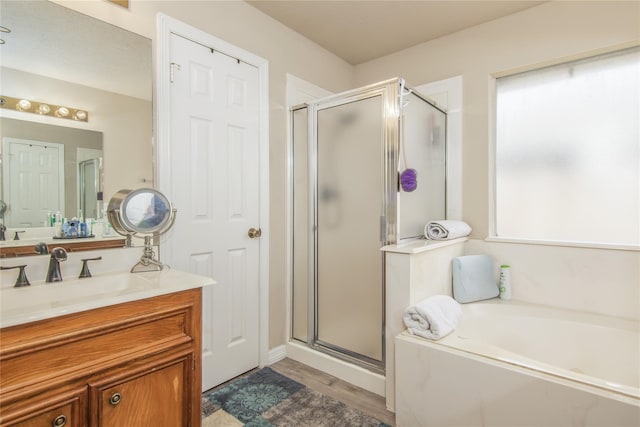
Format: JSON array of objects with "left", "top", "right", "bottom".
[{"left": 400, "top": 168, "right": 418, "bottom": 192}]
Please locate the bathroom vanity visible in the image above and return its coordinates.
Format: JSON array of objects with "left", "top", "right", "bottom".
[{"left": 0, "top": 269, "right": 212, "bottom": 427}]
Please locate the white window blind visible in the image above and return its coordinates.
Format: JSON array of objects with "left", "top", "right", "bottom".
[{"left": 495, "top": 47, "right": 639, "bottom": 246}]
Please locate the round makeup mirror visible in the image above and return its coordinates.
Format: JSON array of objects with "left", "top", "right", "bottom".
[{"left": 107, "top": 188, "right": 176, "bottom": 272}]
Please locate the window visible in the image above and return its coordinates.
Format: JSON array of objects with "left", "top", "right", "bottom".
[{"left": 495, "top": 47, "right": 640, "bottom": 247}]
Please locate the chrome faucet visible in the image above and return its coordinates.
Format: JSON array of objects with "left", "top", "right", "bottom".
[{"left": 46, "top": 247, "right": 68, "bottom": 282}]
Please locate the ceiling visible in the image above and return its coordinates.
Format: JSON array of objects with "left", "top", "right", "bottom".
[
  {"left": 247, "top": 0, "right": 545, "bottom": 65},
  {"left": 0, "top": 1, "right": 545, "bottom": 100}
]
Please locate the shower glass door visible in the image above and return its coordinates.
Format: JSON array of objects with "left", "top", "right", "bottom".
[
  {"left": 78, "top": 159, "right": 101, "bottom": 219},
  {"left": 314, "top": 94, "right": 385, "bottom": 367},
  {"left": 290, "top": 78, "right": 444, "bottom": 373}
]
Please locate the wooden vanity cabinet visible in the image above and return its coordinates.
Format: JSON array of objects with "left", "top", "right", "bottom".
[{"left": 0, "top": 288, "right": 202, "bottom": 427}]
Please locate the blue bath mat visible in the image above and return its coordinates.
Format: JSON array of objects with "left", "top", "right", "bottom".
[{"left": 202, "top": 367, "right": 391, "bottom": 426}]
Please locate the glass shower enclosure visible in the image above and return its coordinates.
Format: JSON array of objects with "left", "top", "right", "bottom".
[{"left": 290, "top": 78, "right": 447, "bottom": 372}]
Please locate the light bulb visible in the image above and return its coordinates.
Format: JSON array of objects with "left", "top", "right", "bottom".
[
  {"left": 38, "top": 104, "right": 51, "bottom": 114},
  {"left": 55, "top": 107, "right": 69, "bottom": 117},
  {"left": 74, "top": 110, "right": 87, "bottom": 121},
  {"left": 16, "top": 99, "right": 31, "bottom": 111}
]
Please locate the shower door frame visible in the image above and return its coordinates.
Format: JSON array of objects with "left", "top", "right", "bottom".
[
  {"left": 306, "top": 78, "right": 402, "bottom": 373},
  {"left": 289, "top": 78, "right": 449, "bottom": 375}
]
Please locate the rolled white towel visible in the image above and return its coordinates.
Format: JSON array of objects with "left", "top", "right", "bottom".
[
  {"left": 425, "top": 220, "right": 471, "bottom": 240},
  {"left": 403, "top": 295, "right": 462, "bottom": 340}
]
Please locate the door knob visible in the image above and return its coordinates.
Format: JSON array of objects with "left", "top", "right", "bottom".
[{"left": 248, "top": 227, "right": 262, "bottom": 239}]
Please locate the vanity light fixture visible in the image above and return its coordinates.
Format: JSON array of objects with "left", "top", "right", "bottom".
[{"left": 0, "top": 95, "right": 89, "bottom": 122}]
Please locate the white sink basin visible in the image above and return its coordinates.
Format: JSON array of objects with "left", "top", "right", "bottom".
[{"left": 0, "top": 269, "right": 214, "bottom": 328}]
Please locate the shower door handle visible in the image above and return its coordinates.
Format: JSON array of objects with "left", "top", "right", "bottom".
[{"left": 248, "top": 227, "right": 262, "bottom": 239}]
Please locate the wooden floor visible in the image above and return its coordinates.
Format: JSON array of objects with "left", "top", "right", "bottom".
[{"left": 270, "top": 358, "right": 396, "bottom": 426}]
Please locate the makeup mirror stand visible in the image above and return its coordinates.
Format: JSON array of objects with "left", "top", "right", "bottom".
[{"left": 107, "top": 189, "right": 176, "bottom": 273}]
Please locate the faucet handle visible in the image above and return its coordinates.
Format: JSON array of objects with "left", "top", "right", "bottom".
[
  {"left": 79, "top": 256, "right": 102, "bottom": 278},
  {"left": 51, "top": 247, "right": 68, "bottom": 261},
  {"left": 1, "top": 265, "right": 31, "bottom": 287},
  {"left": 13, "top": 230, "right": 25, "bottom": 240},
  {"left": 34, "top": 242, "right": 49, "bottom": 255}
]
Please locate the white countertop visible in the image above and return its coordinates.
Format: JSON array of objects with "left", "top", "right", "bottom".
[{"left": 0, "top": 268, "right": 214, "bottom": 328}]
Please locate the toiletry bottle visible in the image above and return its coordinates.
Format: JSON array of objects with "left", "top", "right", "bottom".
[
  {"left": 499, "top": 265, "right": 511, "bottom": 300},
  {"left": 86, "top": 218, "right": 93, "bottom": 237}
]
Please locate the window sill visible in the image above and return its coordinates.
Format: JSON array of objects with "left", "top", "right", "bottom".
[{"left": 485, "top": 236, "right": 640, "bottom": 252}]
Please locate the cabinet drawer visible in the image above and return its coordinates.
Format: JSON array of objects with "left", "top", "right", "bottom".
[
  {"left": 2, "top": 312, "right": 190, "bottom": 397},
  {"left": 1, "top": 387, "right": 86, "bottom": 427},
  {"left": 89, "top": 354, "right": 189, "bottom": 427}
]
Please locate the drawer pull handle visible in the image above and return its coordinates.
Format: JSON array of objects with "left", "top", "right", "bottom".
[
  {"left": 109, "top": 392, "right": 122, "bottom": 406},
  {"left": 52, "top": 414, "right": 67, "bottom": 427}
]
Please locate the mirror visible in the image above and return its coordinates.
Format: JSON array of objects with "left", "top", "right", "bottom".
[
  {"left": 108, "top": 189, "right": 174, "bottom": 236},
  {"left": 108, "top": 189, "right": 176, "bottom": 272},
  {"left": 0, "top": 1, "right": 152, "bottom": 233},
  {"left": 1, "top": 118, "right": 103, "bottom": 227}
]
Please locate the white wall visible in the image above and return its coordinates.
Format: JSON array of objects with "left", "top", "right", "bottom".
[
  {"left": 355, "top": 1, "right": 640, "bottom": 320},
  {"left": 52, "top": 0, "right": 355, "bottom": 349},
  {"left": 465, "top": 240, "right": 640, "bottom": 321},
  {"left": 355, "top": 1, "right": 639, "bottom": 237},
  {"left": 48, "top": 0, "right": 639, "bottom": 350}
]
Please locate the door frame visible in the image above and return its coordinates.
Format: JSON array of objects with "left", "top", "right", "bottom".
[{"left": 155, "top": 14, "right": 270, "bottom": 369}]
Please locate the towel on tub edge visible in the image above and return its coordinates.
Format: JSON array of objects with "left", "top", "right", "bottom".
[
  {"left": 425, "top": 220, "right": 471, "bottom": 240},
  {"left": 403, "top": 295, "right": 462, "bottom": 340}
]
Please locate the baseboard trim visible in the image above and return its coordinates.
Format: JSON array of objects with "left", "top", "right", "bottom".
[
  {"left": 267, "top": 345, "right": 287, "bottom": 365},
  {"left": 285, "top": 341, "right": 386, "bottom": 397}
]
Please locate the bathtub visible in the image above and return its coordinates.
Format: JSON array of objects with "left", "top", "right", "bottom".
[{"left": 395, "top": 299, "right": 640, "bottom": 426}]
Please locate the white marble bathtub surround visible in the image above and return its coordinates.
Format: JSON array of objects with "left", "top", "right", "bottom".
[
  {"left": 396, "top": 332, "right": 640, "bottom": 427},
  {"left": 465, "top": 239, "right": 640, "bottom": 321},
  {"left": 382, "top": 237, "right": 467, "bottom": 411}
]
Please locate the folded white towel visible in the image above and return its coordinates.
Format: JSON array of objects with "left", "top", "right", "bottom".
[
  {"left": 403, "top": 295, "right": 462, "bottom": 340},
  {"left": 425, "top": 220, "right": 471, "bottom": 240}
]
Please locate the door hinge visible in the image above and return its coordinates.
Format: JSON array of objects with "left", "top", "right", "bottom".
[{"left": 170, "top": 62, "right": 181, "bottom": 83}]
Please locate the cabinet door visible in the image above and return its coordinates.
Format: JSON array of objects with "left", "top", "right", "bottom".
[
  {"left": 3, "top": 389, "right": 86, "bottom": 427},
  {"left": 91, "top": 358, "right": 188, "bottom": 427}
]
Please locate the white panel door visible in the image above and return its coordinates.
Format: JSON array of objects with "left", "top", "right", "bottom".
[
  {"left": 168, "top": 33, "right": 261, "bottom": 391},
  {"left": 4, "top": 139, "right": 64, "bottom": 227}
]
